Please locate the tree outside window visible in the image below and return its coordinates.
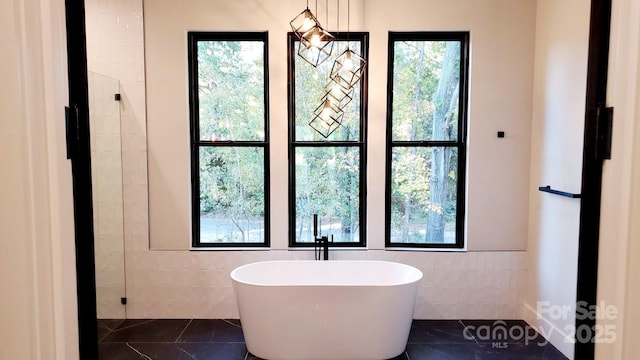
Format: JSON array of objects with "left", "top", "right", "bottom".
[
  {"left": 288, "top": 32, "right": 369, "bottom": 247},
  {"left": 386, "top": 32, "right": 469, "bottom": 248},
  {"left": 188, "top": 32, "right": 270, "bottom": 247}
]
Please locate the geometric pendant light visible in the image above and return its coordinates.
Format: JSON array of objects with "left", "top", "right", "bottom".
[
  {"left": 330, "top": 48, "right": 366, "bottom": 90},
  {"left": 290, "top": 7, "right": 321, "bottom": 40},
  {"left": 309, "top": 99, "right": 344, "bottom": 138},
  {"left": 297, "top": 28, "right": 335, "bottom": 67},
  {"left": 322, "top": 79, "right": 354, "bottom": 109},
  {"left": 290, "top": 1, "right": 334, "bottom": 67},
  {"left": 329, "top": 0, "right": 366, "bottom": 90}
]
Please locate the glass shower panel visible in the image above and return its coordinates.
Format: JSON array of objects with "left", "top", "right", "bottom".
[{"left": 88, "top": 71, "right": 126, "bottom": 319}]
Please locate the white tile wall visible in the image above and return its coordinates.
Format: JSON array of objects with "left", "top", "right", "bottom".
[
  {"left": 121, "top": 249, "right": 526, "bottom": 320},
  {"left": 87, "top": 0, "right": 528, "bottom": 321}
]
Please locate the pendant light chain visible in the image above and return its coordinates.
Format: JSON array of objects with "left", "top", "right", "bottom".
[
  {"left": 337, "top": 0, "right": 340, "bottom": 36},
  {"left": 347, "top": 0, "right": 350, "bottom": 46}
]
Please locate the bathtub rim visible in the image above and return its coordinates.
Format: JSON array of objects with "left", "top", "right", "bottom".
[{"left": 229, "top": 259, "right": 423, "bottom": 287}]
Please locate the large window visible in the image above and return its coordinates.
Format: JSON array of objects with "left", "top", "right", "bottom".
[
  {"left": 288, "top": 32, "right": 368, "bottom": 247},
  {"left": 188, "top": 32, "right": 269, "bottom": 247},
  {"left": 386, "top": 32, "right": 469, "bottom": 248}
]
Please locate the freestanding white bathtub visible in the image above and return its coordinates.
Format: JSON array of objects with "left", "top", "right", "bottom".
[{"left": 230, "top": 260, "right": 423, "bottom": 360}]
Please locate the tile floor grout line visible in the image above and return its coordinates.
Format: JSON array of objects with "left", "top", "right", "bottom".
[
  {"left": 98, "top": 319, "right": 126, "bottom": 341},
  {"left": 126, "top": 342, "right": 153, "bottom": 360},
  {"left": 100, "top": 323, "right": 115, "bottom": 332},
  {"left": 176, "top": 344, "right": 197, "bottom": 360},
  {"left": 223, "top": 319, "right": 242, "bottom": 328},
  {"left": 458, "top": 319, "right": 480, "bottom": 345},
  {"left": 98, "top": 323, "right": 116, "bottom": 342},
  {"left": 103, "top": 328, "right": 114, "bottom": 342},
  {"left": 111, "top": 319, "right": 155, "bottom": 332},
  {"left": 175, "top": 319, "right": 193, "bottom": 343}
]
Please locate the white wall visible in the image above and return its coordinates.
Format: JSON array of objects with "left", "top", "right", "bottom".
[
  {"left": 621, "top": 106, "right": 640, "bottom": 360},
  {"left": 145, "top": 0, "right": 536, "bottom": 252},
  {"left": 596, "top": 0, "right": 640, "bottom": 358},
  {"left": 524, "top": 0, "right": 591, "bottom": 358},
  {"left": 0, "top": 0, "right": 79, "bottom": 359}
]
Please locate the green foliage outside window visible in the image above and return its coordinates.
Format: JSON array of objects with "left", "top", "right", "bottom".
[
  {"left": 190, "top": 33, "right": 269, "bottom": 246},
  {"left": 289, "top": 34, "right": 368, "bottom": 245},
  {"left": 387, "top": 34, "right": 468, "bottom": 246}
]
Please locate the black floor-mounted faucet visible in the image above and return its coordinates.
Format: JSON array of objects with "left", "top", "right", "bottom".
[{"left": 313, "top": 214, "right": 332, "bottom": 260}]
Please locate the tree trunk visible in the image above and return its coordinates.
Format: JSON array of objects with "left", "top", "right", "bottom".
[{"left": 426, "top": 42, "right": 460, "bottom": 243}]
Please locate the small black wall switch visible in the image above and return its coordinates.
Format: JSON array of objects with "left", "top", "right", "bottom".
[
  {"left": 120, "top": 297, "right": 127, "bottom": 305},
  {"left": 114, "top": 93, "right": 121, "bottom": 101},
  {"left": 497, "top": 131, "right": 505, "bottom": 138}
]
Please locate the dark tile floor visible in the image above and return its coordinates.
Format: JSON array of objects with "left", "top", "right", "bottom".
[{"left": 98, "top": 319, "right": 568, "bottom": 359}]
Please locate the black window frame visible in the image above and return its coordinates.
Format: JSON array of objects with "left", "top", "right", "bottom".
[
  {"left": 385, "top": 31, "right": 470, "bottom": 249},
  {"left": 287, "top": 32, "right": 369, "bottom": 248},
  {"left": 188, "top": 31, "right": 270, "bottom": 248}
]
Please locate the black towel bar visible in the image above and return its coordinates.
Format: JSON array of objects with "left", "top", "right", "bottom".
[{"left": 538, "top": 185, "right": 581, "bottom": 199}]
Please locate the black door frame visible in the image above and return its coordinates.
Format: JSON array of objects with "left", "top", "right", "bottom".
[
  {"left": 574, "top": 0, "right": 613, "bottom": 358},
  {"left": 63, "top": 0, "right": 612, "bottom": 359},
  {"left": 64, "top": 0, "right": 98, "bottom": 358}
]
